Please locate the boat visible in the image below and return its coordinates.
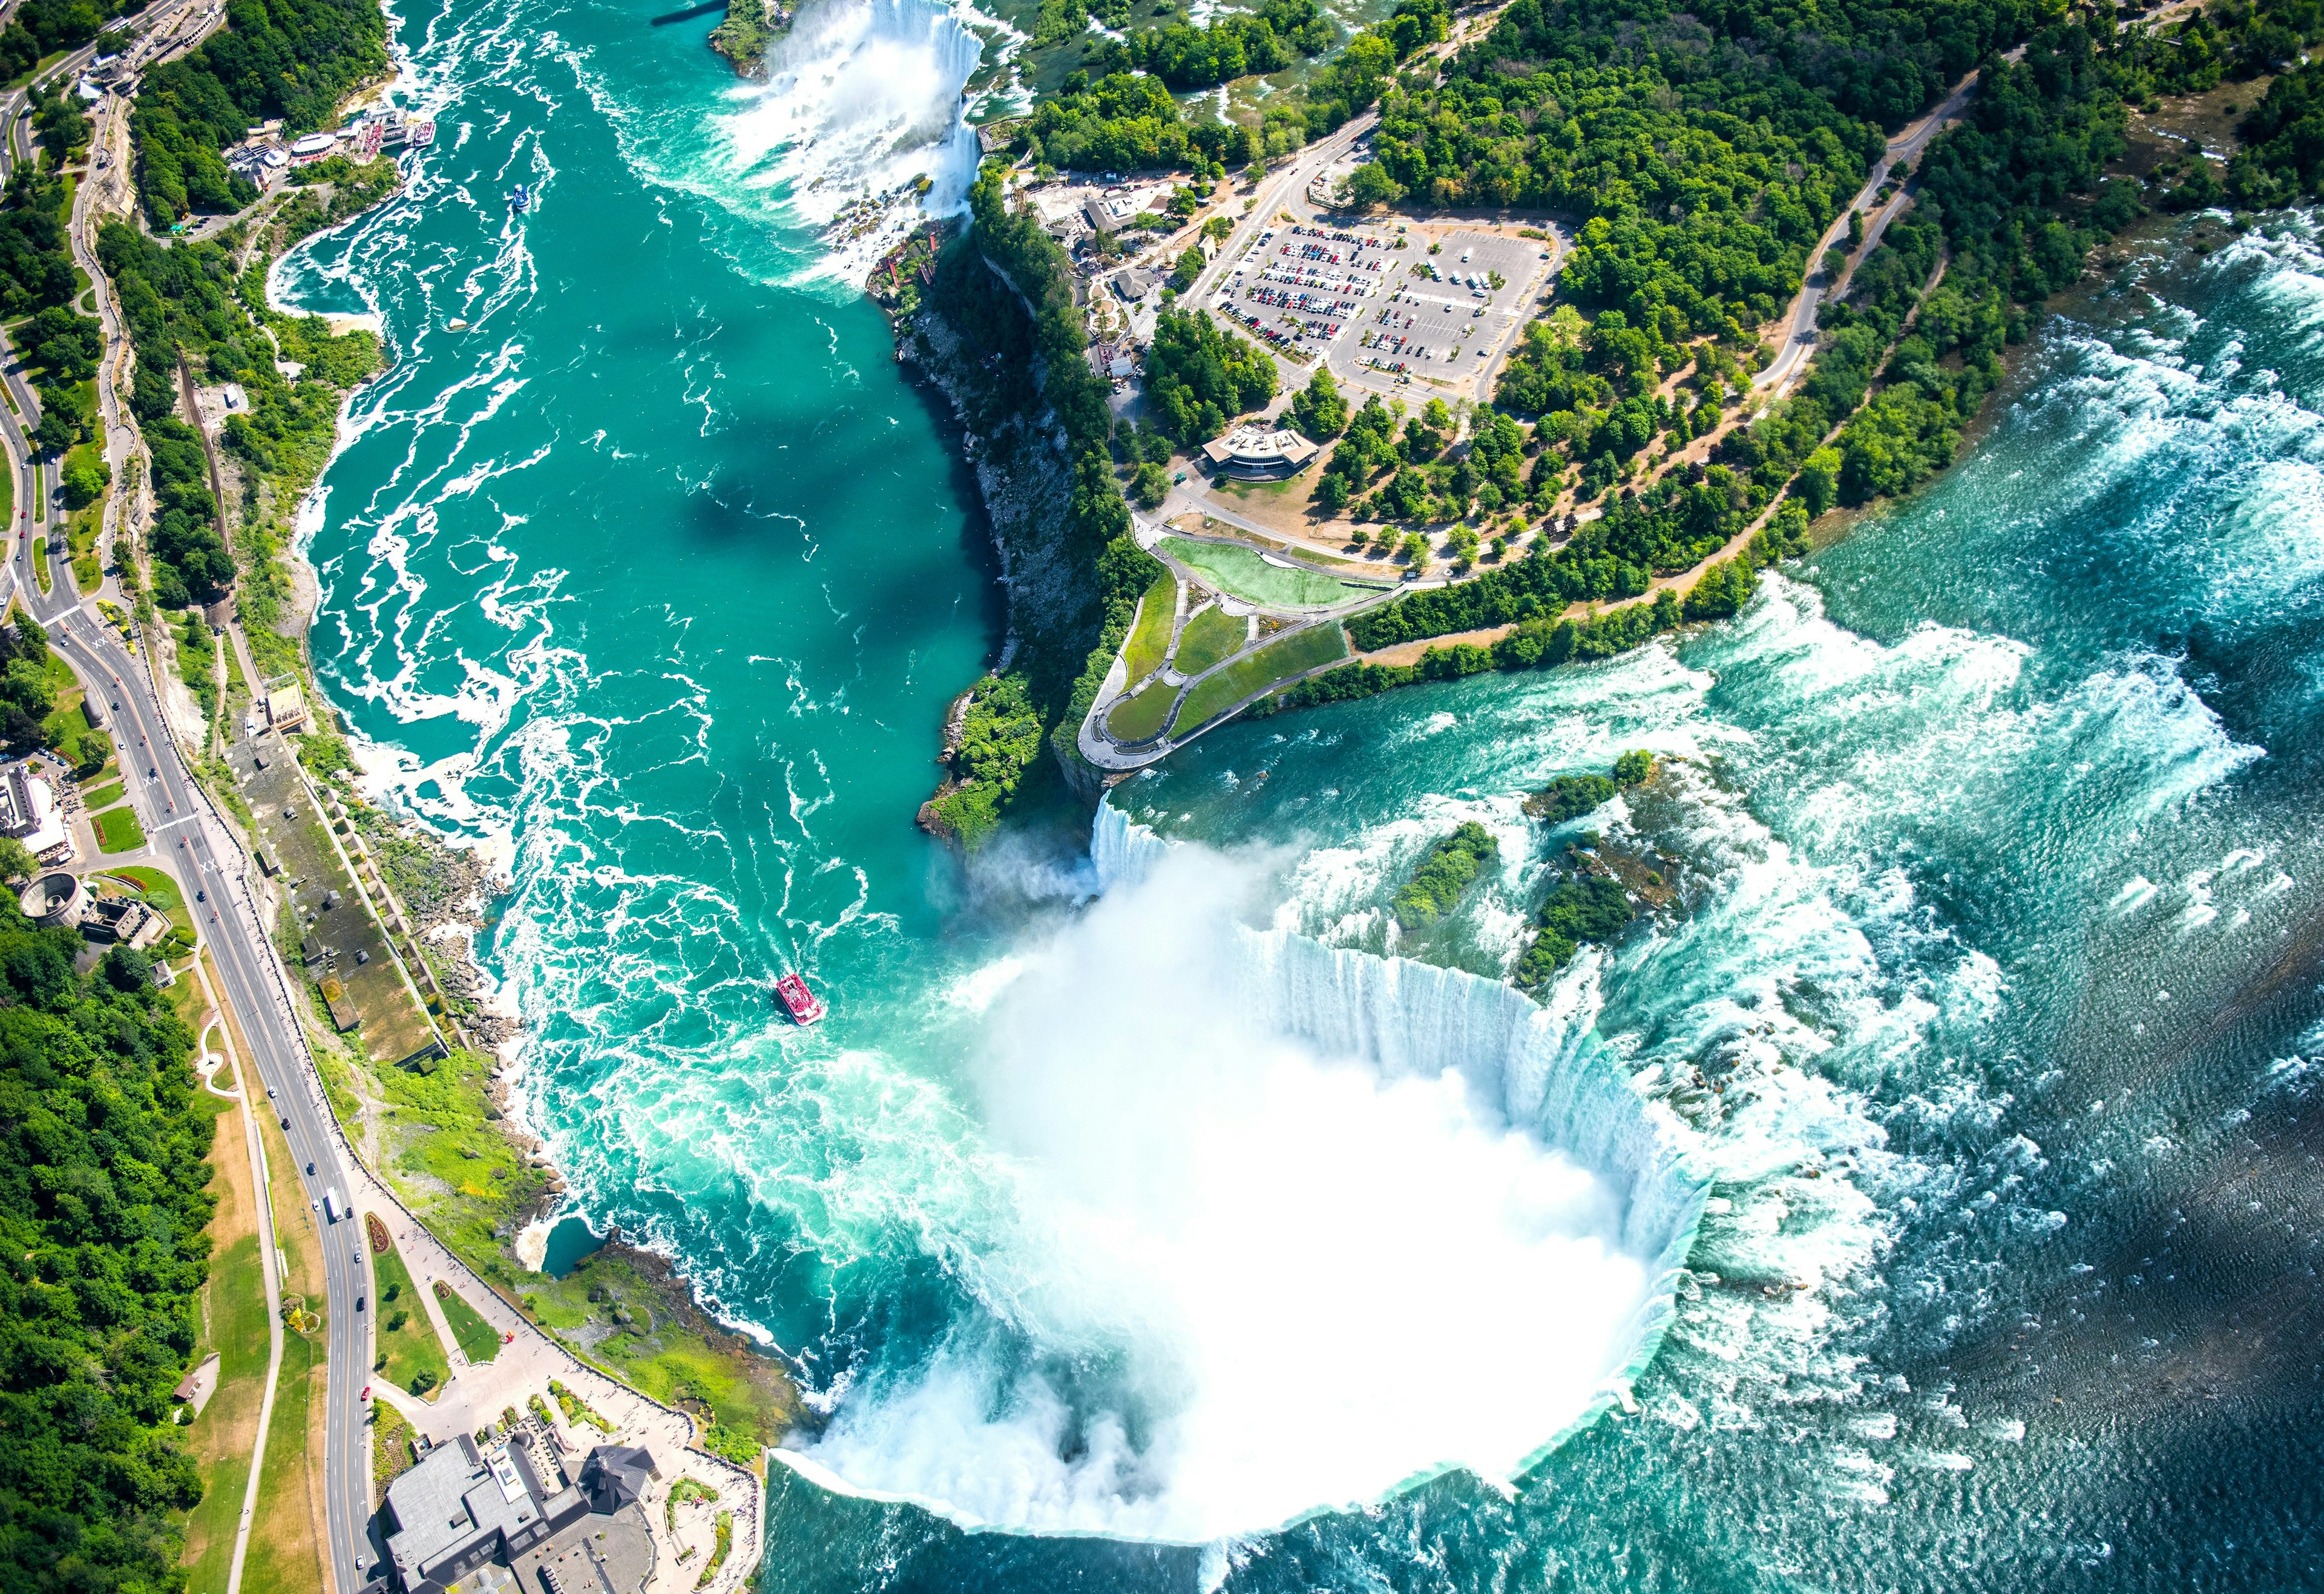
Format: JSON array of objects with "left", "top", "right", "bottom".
[
  {"left": 508, "top": 183, "right": 530, "bottom": 213},
  {"left": 773, "top": 971, "right": 826, "bottom": 1025}
]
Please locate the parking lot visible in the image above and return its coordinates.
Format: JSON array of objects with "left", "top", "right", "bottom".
[{"left": 1206, "top": 222, "right": 1556, "bottom": 400}]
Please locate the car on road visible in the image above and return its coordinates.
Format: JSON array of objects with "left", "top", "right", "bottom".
[{"left": 267, "top": 1086, "right": 276, "bottom": 1098}]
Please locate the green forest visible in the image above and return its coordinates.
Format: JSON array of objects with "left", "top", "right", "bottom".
[
  {"left": 0, "top": 900, "right": 215, "bottom": 1594},
  {"left": 132, "top": 0, "right": 390, "bottom": 223},
  {"left": 99, "top": 218, "right": 381, "bottom": 635}
]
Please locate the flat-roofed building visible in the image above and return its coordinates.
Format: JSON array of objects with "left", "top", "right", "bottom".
[
  {"left": 1200, "top": 424, "right": 1320, "bottom": 480},
  {"left": 0, "top": 761, "right": 73, "bottom": 864},
  {"left": 381, "top": 1433, "right": 591, "bottom": 1593}
]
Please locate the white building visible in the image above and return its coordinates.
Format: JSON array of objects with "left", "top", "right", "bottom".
[
  {"left": 1201, "top": 425, "right": 1321, "bottom": 480},
  {"left": 0, "top": 763, "right": 73, "bottom": 864}
]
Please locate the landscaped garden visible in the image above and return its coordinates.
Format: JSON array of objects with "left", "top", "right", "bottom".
[
  {"left": 1171, "top": 605, "right": 1248, "bottom": 677},
  {"left": 1170, "top": 624, "right": 1348, "bottom": 735},
  {"left": 433, "top": 1277, "right": 503, "bottom": 1363},
  {"left": 1105, "top": 680, "right": 1178, "bottom": 744},
  {"left": 1161, "top": 536, "right": 1370, "bottom": 610},
  {"left": 1121, "top": 573, "right": 1177, "bottom": 684},
  {"left": 93, "top": 803, "right": 146, "bottom": 853},
  {"left": 372, "top": 1227, "right": 451, "bottom": 1397}
]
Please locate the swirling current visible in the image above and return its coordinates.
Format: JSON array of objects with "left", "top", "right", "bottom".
[{"left": 279, "top": 0, "right": 2324, "bottom": 1584}]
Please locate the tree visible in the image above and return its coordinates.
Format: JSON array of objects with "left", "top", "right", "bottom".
[
  {"left": 0, "top": 835, "right": 32, "bottom": 881},
  {"left": 1347, "top": 162, "right": 1404, "bottom": 209},
  {"left": 1132, "top": 460, "right": 1170, "bottom": 507},
  {"left": 31, "top": 404, "right": 75, "bottom": 456},
  {"left": 62, "top": 450, "right": 110, "bottom": 508},
  {"left": 1794, "top": 446, "right": 1842, "bottom": 516},
  {"left": 1613, "top": 749, "right": 1656, "bottom": 785},
  {"left": 1290, "top": 368, "right": 1348, "bottom": 439}
]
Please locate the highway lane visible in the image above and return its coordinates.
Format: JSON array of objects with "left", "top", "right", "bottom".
[
  {"left": 15, "top": 537, "right": 378, "bottom": 1592},
  {"left": 2, "top": 12, "right": 379, "bottom": 1588}
]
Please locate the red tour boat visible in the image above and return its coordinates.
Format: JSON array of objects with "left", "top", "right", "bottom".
[{"left": 773, "top": 971, "right": 826, "bottom": 1025}]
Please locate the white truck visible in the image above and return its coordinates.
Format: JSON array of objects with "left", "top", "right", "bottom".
[{"left": 323, "top": 1188, "right": 343, "bottom": 1224}]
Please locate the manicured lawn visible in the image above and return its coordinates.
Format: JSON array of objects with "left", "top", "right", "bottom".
[
  {"left": 1162, "top": 536, "right": 1368, "bottom": 609},
  {"left": 30, "top": 535, "right": 45, "bottom": 592},
  {"left": 81, "top": 778, "right": 124, "bottom": 810},
  {"left": 1121, "top": 572, "right": 1177, "bottom": 684},
  {"left": 180, "top": 1098, "right": 274, "bottom": 1594},
  {"left": 1171, "top": 623, "right": 1349, "bottom": 735},
  {"left": 93, "top": 804, "right": 145, "bottom": 853},
  {"left": 1105, "top": 681, "right": 1178, "bottom": 744},
  {"left": 1172, "top": 605, "right": 1248, "bottom": 677},
  {"left": 372, "top": 1230, "right": 451, "bottom": 1398},
  {"left": 433, "top": 1279, "right": 502, "bottom": 1363}
]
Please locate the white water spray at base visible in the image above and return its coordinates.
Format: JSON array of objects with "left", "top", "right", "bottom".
[
  {"left": 719, "top": 0, "right": 983, "bottom": 283},
  {"left": 782, "top": 807, "right": 1703, "bottom": 1543}
]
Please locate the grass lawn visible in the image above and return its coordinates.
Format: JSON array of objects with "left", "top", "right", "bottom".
[
  {"left": 179, "top": 1096, "right": 274, "bottom": 1594},
  {"left": 93, "top": 804, "right": 145, "bottom": 853},
  {"left": 1162, "top": 536, "right": 1369, "bottom": 609},
  {"left": 99, "top": 864, "right": 189, "bottom": 933},
  {"left": 65, "top": 501, "right": 99, "bottom": 590},
  {"left": 30, "top": 535, "right": 45, "bottom": 592},
  {"left": 433, "top": 1279, "right": 503, "bottom": 1363},
  {"left": 245, "top": 1101, "right": 326, "bottom": 1594},
  {"left": 1171, "top": 623, "right": 1348, "bottom": 735},
  {"left": 1105, "top": 681, "right": 1178, "bottom": 744},
  {"left": 82, "top": 778, "right": 124, "bottom": 810},
  {"left": 1121, "top": 573, "right": 1176, "bottom": 684},
  {"left": 1172, "top": 605, "right": 1248, "bottom": 677},
  {"left": 372, "top": 1232, "right": 451, "bottom": 1397}
]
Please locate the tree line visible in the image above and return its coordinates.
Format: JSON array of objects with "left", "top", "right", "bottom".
[{"left": 0, "top": 891, "right": 217, "bottom": 1594}]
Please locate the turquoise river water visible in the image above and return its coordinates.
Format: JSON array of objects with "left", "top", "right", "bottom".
[{"left": 278, "top": 0, "right": 2324, "bottom": 1585}]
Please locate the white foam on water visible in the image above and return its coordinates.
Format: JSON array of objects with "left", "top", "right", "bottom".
[{"left": 786, "top": 813, "right": 1702, "bottom": 1542}]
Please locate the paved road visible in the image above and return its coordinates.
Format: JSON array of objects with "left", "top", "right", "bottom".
[
  {"left": 0, "top": 10, "right": 380, "bottom": 1591},
  {"left": 1754, "top": 65, "right": 1989, "bottom": 398}
]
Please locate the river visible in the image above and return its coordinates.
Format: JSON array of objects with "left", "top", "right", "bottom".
[{"left": 278, "top": 0, "right": 2324, "bottom": 1583}]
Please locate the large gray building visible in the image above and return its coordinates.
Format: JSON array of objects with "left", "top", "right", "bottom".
[{"left": 381, "top": 1433, "right": 615, "bottom": 1592}]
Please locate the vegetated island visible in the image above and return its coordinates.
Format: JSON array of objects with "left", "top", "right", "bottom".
[
  {"left": 868, "top": 0, "right": 2321, "bottom": 847},
  {"left": 1512, "top": 750, "right": 1662, "bottom": 992},
  {"left": 708, "top": 0, "right": 793, "bottom": 79},
  {"left": 1393, "top": 820, "right": 1498, "bottom": 931}
]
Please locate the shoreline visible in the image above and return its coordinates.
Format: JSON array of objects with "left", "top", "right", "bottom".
[{"left": 215, "top": 76, "right": 809, "bottom": 1468}]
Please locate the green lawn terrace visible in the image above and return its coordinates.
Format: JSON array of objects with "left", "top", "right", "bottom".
[
  {"left": 1160, "top": 533, "right": 1379, "bottom": 611},
  {"left": 1089, "top": 554, "right": 1356, "bottom": 763}
]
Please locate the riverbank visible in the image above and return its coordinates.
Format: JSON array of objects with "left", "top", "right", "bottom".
[{"left": 107, "top": 49, "right": 812, "bottom": 1475}]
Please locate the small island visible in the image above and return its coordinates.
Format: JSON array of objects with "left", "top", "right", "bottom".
[
  {"left": 1393, "top": 821, "right": 1499, "bottom": 930},
  {"left": 709, "top": 0, "right": 792, "bottom": 77}
]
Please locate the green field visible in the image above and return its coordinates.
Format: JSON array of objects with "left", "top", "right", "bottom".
[
  {"left": 82, "top": 778, "right": 124, "bottom": 810},
  {"left": 434, "top": 1279, "right": 503, "bottom": 1363},
  {"left": 93, "top": 804, "right": 145, "bottom": 853},
  {"left": 1105, "top": 681, "right": 1178, "bottom": 744},
  {"left": 373, "top": 1233, "right": 451, "bottom": 1397},
  {"left": 1172, "top": 606, "right": 1247, "bottom": 677},
  {"left": 1162, "top": 537, "right": 1369, "bottom": 610},
  {"left": 180, "top": 1101, "right": 274, "bottom": 1594},
  {"left": 1170, "top": 624, "right": 1349, "bottom": 735},
  {"left": 30, "top": 534, "right": 46, "bottom": 592},
  {"left": 1121, "top": 573, "right": 1177, "bottom": 684}
]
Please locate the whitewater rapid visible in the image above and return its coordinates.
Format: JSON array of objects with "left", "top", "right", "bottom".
[{"left": 779, "top": 805, "right": 1704, "bottom": 1542}]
